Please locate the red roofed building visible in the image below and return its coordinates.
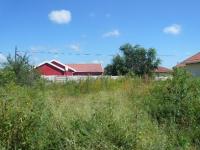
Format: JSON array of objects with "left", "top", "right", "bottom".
[
  {"left": 176, "top": 52, "right": 200, "bottom": 76},
  {"left": 155, "top": 66, "right": 171, "bottom": 74},
  {"left": 176, "top": 52, "right": 200, "bottom": 67},
  {"left": 67, "top": 64, "right": 104, "bottom": 76},
  {"left": 36, "top": 60, "right": 104, "bottom": 76},
  {"left": 154, "top": 66, "right": 172, "bottom": 77}
]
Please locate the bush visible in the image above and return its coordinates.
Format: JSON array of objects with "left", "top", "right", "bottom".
[
  {"left": 0, "top": 77, "right": 167, "bottom": 149},
  {"left": 0, "top": 68, "right": 16, "bottom": 86},
  {"left": 149, "top": 68, "right": 200, "bottom": 148},
  {"left": 1, "top": 72, "right": 200, "bottom": 149},
  {"left": 0, "top": 54, "right": 40, "bottom": 87},
  {"left": 0, "top": 83, "right": 51, "bottom": 149}
]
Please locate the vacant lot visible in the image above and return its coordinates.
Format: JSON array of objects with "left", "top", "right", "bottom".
[{"left": 1, "top": 71, "right": 200, "bottom": 149}]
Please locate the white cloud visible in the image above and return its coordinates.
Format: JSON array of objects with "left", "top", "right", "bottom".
[
  {"left": 30, "top": 46, "right": 61, "bottom": 53},
  {"left": 30, "top": 46, "right": 46, "bottom": 52},
  {"left": 69, "top": 43, "right": 81, "bottom": 51},
  {"left": 49, "top": 10, "right": 72, "bottom": 24},
  {"left": 91, "top": 60, "right": 104, "bottom": 64},
  {"left": 0, "top": 54, "right": 7, "bottom": 63},
  {"left": 50, "top": 48, "right": 60, "bottom": 54},
  {"left": 163, "top": 24, "right": 181, "bottom": 35},
  {"left": 103, "top": 29, "right": 120, "bottom": 38}
]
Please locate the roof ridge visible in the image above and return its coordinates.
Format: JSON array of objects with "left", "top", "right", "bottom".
[
  {"left": 183, "top": 52, "right": 200, "bottom": 62},
  {"left": 176, "top": 51, "right": 200, "bottom": 66},
  {"left": 50, "top": 60, "right": 76, "bottom": 72},
  {"left": 157, "top": 66, "right": 171, "bottom": 69},
  {"left": 35, "top": 61, "right": 65, "bottom": 71}
]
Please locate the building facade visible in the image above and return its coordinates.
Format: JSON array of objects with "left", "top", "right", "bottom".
[
  {"left": 36, "top": 60, "right": 104, "bottom": 76},
  {"left": 176, "top": 52, "right": 200, "bottom": 77}
]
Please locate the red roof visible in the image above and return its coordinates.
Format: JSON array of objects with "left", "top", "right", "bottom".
[
  {"left": 154, "top": 66, "right": 171, "bottom": 73},
  {"left": 176, "top": 52, "right": 200, "bottom": 67},
  {"left": 67, "top": 64, "right": 104, "bottom": 72}
]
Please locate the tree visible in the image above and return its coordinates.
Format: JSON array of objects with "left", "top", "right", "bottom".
[
  {"left": 105, "top": 44, "right": 161, "bottom": 77},
  {"left": 104, "top": 55, "right": 128, "bottom": 75},
  {"left": 1, "top": 54, "right": 40, "bottom": 86}
]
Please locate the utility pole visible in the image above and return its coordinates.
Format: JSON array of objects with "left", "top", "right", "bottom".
[{"left": 15, "top": 46, "right": 18, "bottom": 62}]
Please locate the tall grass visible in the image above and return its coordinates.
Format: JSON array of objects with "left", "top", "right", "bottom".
[{"left": 0, "top": 73, "right": 200, "bottom": 149}]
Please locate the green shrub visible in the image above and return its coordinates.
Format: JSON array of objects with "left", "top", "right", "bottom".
[
  {"left": 0, "top": 83, "right": 52, "bottom": 149},
  {"left": 0, "top": 68, "right": 16, "bottom": 86},
  {"left": 0, "top": 54, "right": 41, "bottom": 87},
  {"left": 149, "top": 68, "right": 200, "bottom": 149},
  {"left": 1, "top": 74, "right": 200, "bottom": 149}
]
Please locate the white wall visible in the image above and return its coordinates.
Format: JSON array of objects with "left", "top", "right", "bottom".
[
  {"left": 41, "top": 75, "right": 120, "bottom": 82},
  {"left": 185, "top": 63, "right": 200, "bottom": 77}
]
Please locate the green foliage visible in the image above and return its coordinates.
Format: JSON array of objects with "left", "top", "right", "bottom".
[
  {"left": 0, "top": 83, "right": 51, "bottom": 149},
  {"left": 105, "top": 55, "right": 128, "bottom": 75},
  {"left": 1, "top": 73, "right": 200, "bottom": 149},
  {"left": 0, "top": 54, "right": 40, "bottom": 86},
  {"left": 0, "top": 68, "right": 16, "bottom": 86},
  {"left": 149, "top": 68, "right": 200, "bottom": 149},
  {"left": 105, "top": 44, "right": 160, "bottom": 77}
]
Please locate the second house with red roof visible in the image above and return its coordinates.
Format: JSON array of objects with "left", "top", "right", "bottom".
[{"left": 176, "top": 52, "right": 200, "bottom": 76}]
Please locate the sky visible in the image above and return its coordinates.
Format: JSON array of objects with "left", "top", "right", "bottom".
[{"left": 0, "top": 0, "right": 200, "bottom": 68}]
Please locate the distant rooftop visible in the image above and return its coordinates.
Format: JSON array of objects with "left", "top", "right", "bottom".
[
  {"left": 67, "top": 64, "right": 104, "bottom": 73},
  {"left": 176, "top": 52, "right": 200, "bottom": 67},
  {"left": 155, "top": 66, "right": 171, "bottom": 73}
]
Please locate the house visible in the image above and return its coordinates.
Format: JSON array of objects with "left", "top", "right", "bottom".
[
  {"left": 36, "top": 60, "right": 104, "bottom": 76},
  {"left": 154, "top": 66, "right": 172, "bottom": 80},
  {"left": 176, "top": 52, "right": 200, "bottom": 76},
  {"left": 154, "top": 66, "right": 172, "bottom": 77}
]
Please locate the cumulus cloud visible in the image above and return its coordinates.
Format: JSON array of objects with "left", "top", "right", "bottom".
[
  {"left": 103, "top": 29, "right": 120, "bottom": 38},
  {"left": 91, "top": 60, "right": 104, "bottom": 64},
  {"left": 69, "top": 43, "right": 81, "bottom": 51},
  {"left": 163, "top": 24, "right": 181, "bottom": 35},
  {"left": 0, "top": 54, "right": 7, "bottom": 63},
  {"left": 49, "top": 10, "right": 72, "bottom": 24}
]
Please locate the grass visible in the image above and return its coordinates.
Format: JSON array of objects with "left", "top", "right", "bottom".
[{"left": 0, "top": 74, "right": 200, "bottom": 149}]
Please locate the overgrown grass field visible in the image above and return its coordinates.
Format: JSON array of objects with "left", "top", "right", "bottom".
[{"left": 1, "top": 69, "right": 200, "bottom": 149}]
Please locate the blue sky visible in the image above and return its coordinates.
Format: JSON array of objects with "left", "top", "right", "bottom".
[{"left": 0, "top": 0, "right": 200, "bottom": 68}]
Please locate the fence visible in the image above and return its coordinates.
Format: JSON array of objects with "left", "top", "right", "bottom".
[{"left": 41, "top": 75, "right": 120, "bottom": 83}]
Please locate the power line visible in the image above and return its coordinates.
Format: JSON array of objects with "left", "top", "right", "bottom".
[
  {"left": 26, "top": 51, "right": 176, "bottom": 57},
  {"left": 0, "top": 48, "right": 192, "bottom": 58},
  {"left": 158, "top": 54, "right": 176, "bottom": 57},
  {"left": 23, "top": 50, "right": 116, "bottom": 57},
  {"left": 15, "top": 46, "right": 17, "bottom": 62}
]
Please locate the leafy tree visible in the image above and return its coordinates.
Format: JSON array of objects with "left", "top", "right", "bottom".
[
  {"left": 104, "top": 55, "right": 128, "bottom": 75},
  {"left": 0, "top": 54, "right": 40, "bottom": 86},
  {"left": 105, "top": 44, "right": 161, "bottom": 77}
]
